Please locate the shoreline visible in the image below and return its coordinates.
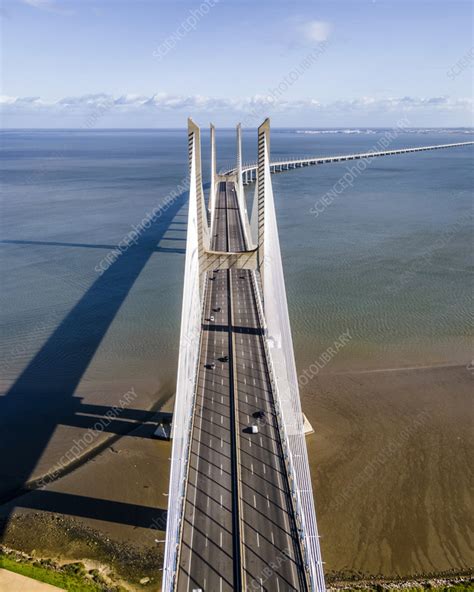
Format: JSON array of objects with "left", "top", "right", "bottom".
[
  {"left": 1, "top": 542, "right": 473, "bottom": 592},
  {"left": 1, "top": 363, "right": 472, "bottom": 587}
]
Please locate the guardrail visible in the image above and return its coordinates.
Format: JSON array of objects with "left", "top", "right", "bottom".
[{"left": 250, "top": 270, "right": 325, "bottom": 591}]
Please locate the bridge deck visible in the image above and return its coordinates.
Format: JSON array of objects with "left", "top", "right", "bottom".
[{"left": 176, "top": 181, "right": 307, "bottom": 591}]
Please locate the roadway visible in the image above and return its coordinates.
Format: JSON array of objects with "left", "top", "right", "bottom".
[
  {"left": 213, "top": 181, "right": 246, "bottom": 252},
  {"left": 176, "top": 180, "right": 307, "bottom": 591}
]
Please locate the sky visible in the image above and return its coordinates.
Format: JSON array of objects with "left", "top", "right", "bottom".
[{"left": 1, "top": 0, "right": 473, "bottom": 128}]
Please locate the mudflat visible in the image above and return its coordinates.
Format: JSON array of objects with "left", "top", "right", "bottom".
[
  {"left": 1, "top": 364, "right": 472, "bottom": 588},
  {"left": 304, "top": 363, "right": 473, "bottom": 579}
]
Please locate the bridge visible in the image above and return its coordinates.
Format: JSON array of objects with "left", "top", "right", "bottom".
[
  {"left": 163, "top": 121, "right": 472, "bottom": 591},
  {"left": 224, "top": 140, "right": 474, "bottom": 183}
]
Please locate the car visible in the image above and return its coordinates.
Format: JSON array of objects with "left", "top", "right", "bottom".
[
  {"left": 219, "top": 355, "right": 229, "bottom": 363},
  {"left": 205, "top": 362, "right": 216, "bottom": 370},
  {"left": 209, "top": 315, "right": 215, "bottom": 322},
  {"left": 250, "top": 424, "right": 259, "bottom": 434},
  {"left": 213, "top": 306, "right": 221, "bottom": 312},
  {"left": 254, "top": 410, "right": 266, "bottom": 419}
]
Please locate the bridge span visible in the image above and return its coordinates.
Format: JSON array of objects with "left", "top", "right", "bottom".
[
  {"left": 177, "top": 180, "right": 308, "bottom": 591},
  {"left": 164, "top": 119, "right": 325, "bottom": 592},
  {"left": 163, "top": 122, "right": 472, "bottom": 591},
  {"left": 224, "top": 140, "right": 474, "bottom": 183}
]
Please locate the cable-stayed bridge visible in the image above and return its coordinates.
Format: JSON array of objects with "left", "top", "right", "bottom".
[{"left": 163, "top": 121, "right": 472, "bottom": 592}]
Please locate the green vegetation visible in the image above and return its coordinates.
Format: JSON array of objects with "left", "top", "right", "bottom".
[
  {"left": 0, "top": 552, "right": 119, "bottom": 591},
  {"left": 335, "top": 582, "right": 474, "bottom": 592}
]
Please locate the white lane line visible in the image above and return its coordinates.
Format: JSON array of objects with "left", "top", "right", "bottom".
[
  {"left": 256, "top": 532, "right": 260, "bottom": 547},
  {"left": 185, "top": 341, "right": 206, "bottom": 587},
  {"left": 253, "top": 494, "right": 257, "bottom": 508}
]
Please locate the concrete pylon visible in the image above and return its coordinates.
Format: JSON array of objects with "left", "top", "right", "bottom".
[
  {"left": 188, "top": 118, "right": 210, "bottom": 293},
  {"left": 236, "top": 122, "right": 243, "bottom": 185},
  {"left": 256, "top": 118, "right": 270, "bottom": 282},
  {"left": 209, "top": 123, "right": 217, "bottom": 225},
  {"left": 235, "top": 123, "right": 252, "bottom": 250}
]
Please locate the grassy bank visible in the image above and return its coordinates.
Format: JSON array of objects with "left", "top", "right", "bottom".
[
  {"left": 0, "top": 550, "right": 126, "bottom": 591},
  {"left": 1, "top": 546, "right": 472, "bottom": 592}
]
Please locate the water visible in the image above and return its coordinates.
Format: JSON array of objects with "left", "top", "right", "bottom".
[{"left": 1, "top": 128, "right": 472, "bottom": 418}]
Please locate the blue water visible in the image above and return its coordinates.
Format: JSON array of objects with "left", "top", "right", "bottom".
[{"left": 1, "top": 128, "right": 472, "bottom": 416}]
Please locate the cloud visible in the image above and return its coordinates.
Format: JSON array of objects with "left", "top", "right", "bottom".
[
  {"left": 1, "top": 93, "right": 471, "bottom": 114},
  {"left": 0, "top": 95, "right": 44, "bottom": 105},
  {"left": 299, "top": 20, "right": 332, "bottom": 43},
  {"left": 2, "top": 93, "right": 473, "bottom": 129},
  {"left": 21, "top": 0, "right": 74, "bottom": 15}
]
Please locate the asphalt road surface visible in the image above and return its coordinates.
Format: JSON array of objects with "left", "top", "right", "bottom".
[{"left": 176, "top": 181, "right": 307, "bottom": 591}]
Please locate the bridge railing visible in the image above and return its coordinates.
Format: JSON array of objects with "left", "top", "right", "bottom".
[
  {"left": 162, "top": 133, "right": 203, "bottom": 592},
  {"left": 250, "top": 270, "right": 325, "bottom": 591},
  {"left": 254, "top": 121, "right": 326, "bottom": 591}
]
